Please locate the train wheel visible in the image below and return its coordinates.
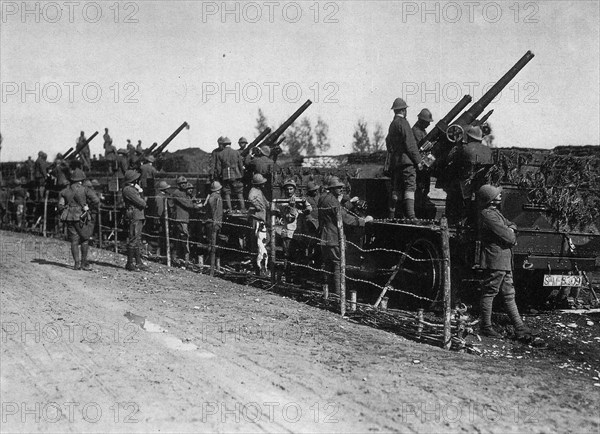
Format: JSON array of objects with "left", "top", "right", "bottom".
[{"left": 393, "top": 238, "right": 443, "bottom": 307}]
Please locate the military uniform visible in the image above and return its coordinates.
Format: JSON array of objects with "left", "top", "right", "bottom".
[
  {"left": 247, "top": 175, "right": 270, "bottom": 274},
  {"left": 77, "top": 134, "right": 91, "bottom": 172},
  {"left": 215, "top": 142, "right": 246, "bottom": 212},
  {"left": 139, "top": 162, "right": 158, "bottom": 193},
  {"left": 59, "top": 170, "right": 100, "bottom": 270},
  {"left": 122, "top": 171, "right": 148, "bottom": 271},
  {"left": 318, "top": 188, "right": 365, "bottom": 294},
  {"left": 205, "top": 185, "right": 224, "bottom": 264},
  {"left": 116, "top": 150, "right": 129, "bottom": 181},
  {"left": 34, "top": 153, "right": 49, "bottom": 200},
  {"left": 170, "top": 181, "right": 198, "bottom": 261},
  {"left": 386, "top": 112, "right": 421, "bottom": 218},
  {"left": 11, "top": 182, "right": 29, "bottom": 228}
]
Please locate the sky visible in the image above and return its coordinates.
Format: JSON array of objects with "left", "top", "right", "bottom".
[{"left": 1, "top": 0, "right": 599, "bottom": 161}]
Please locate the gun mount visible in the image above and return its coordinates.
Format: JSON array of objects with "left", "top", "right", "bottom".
[
  {"left": 151, "top": 122, "right": 190, "bottom": 157},
  {"left": 241, "top": 127, "right": 272, "bottom": 158},
  {"left": 67, "top": 131, "right": 98, "bottom": 161}
]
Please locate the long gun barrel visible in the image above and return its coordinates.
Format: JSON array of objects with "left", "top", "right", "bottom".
[
  {"left": 61, "top": 147, "right": 75, "bottom": 160},
  {"left": 419, "top": 95, "right": 473, "bottom": 151},
  {"left": 257, "top": 99, "right": 312, "bottom": 149},
  {"left": 241, "top": 127, "right": 272, "bottom": 158},
  {"left": 67, "top": 131, "right": 98, "bottom": 160},
  {"left": 141, "top": 142, "right": 158, "bottom": 158},
  {"left": 454, "top": 50, "right": 535, "bottom": 126},
  {"left": 151, "top": 122, "right": 190, "bottom": 157}
]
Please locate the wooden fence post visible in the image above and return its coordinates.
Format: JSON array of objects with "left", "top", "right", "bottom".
[
  {"left": 42, "top": 190, "right": 49, "bottom": 238},
  {"left": 337, "top": 207, "right": 346, "bottom": 316},
  {"left": 164, "top": 196, "right": 171, "bottom": 268},
  {"left": 440, "top": 217, "right": 452, "bottom": 350},
  {"left": 270, "top": 201, "right": 277, "bottom": 284},
  {"left": 113, "top": 192, "right": 118, "bottom": 254}
]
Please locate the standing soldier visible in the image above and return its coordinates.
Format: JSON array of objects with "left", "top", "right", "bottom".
[
  {"left": 386, "top": 98, "right": 423, "bottom": 220},
  {"left": 215, "top": 137, "right": 246, "bottom": 213},
  {"left": 247, "top": 174, "right": 270, "bottom": 275},
  {"left": 58, "top": 169, "right": 100, "bottom": 270},
  {"left": 77, "top": 131, "right": 91, "bottom": 172},
  {"left": 139, "top": 155, "right": 158, "bottom": 195},
  {"left": 211, "top": 137, "right": 225, "bottom": 182},
  {"left": 50, "top": 153, "right": 70, "bottom": 190},
  {"left": 153, "top": 180, "right": 171, "bottom": 259},
  {"left": 413, "top": 108, "right": 434, "bottom": 217},
  {"left": 170, "top": 176, "right": 200, "bottom": 263},
  {"left": 122, "top": 169, "right": 148, "bottom": 271},
  {"left": 244, "top": 145, "right": 275, "bottom": 199},
  {"left": 34, "top": 151, "right": 49, "bottom": 201},
  {"left": 303, "top": 181, "right": 321, "bottom": 267},
  {"left": 476, "top": 185, "right": 537, "bottom": 342},
  {"left": 238, "top": 137, "right": 248, "bottom": 153},
  {"left": 11, "top": 178, "right": 29, "bottom": 229},
  {"left": 412, "top": 109, "right": 433, "bottom": 144},
  {"left": 205, "top": 181, "right": 223, "bottom": 266},
  {"left": 318, "top": 177, "right": 373, "bottom": 295},
  {"left": 103, "top": 128, "right": 111, "bottom": 148},
  {"left": 116, "top": 149, "right": 129, "bottom": 182},
  {"left": 103, "top": 128, "right": 117, "bottom": 167}
]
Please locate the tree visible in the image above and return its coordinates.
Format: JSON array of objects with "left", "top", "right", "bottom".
[
  {"left": 315, "top": 117, "right": 331, "bottom": 154},
  {"left": 300, "top": 118, "right": 315, "bottom": 156},
  {"left": 255, "top": 109, "right": 269, "bottom": 135},
  {"left": 371, "top": 123, "right": 386, "bottom": 152},
  {"left": 284, "top": 122, "right": 304, "bottom": 159},
  {"left": 352, "top": 119, "right": 371, "bottom": 153}
]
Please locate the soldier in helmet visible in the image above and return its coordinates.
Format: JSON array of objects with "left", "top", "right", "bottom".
[
  {"left": 238, "top": 137, "right": 248, "bottom": 152},
  {"left": 211, "top": 137, "right": 225, "bottom": 182},
  {"left": 169, "top": 176, "right": 201, "bottom": 263},
  {"left": 413, "top": 109, "right": 435, "bottom": 217},
  {"left": 247, "top": 174, "right": 270, "bottom": 275},
  {"left": 77, "top": 131, "right": 91, "bottom": 172},
  {"left": 386, "top": 98, "right": 423, "bottom": 220},
  {"left": 318, "top": 177, "right": 373, "bottom": 295},
  {"left": 139, "top": 155, "right": 158, "bottom": 196},
  {"left": 122, "top": 169, "right": 149, "bottom": 271},
  {"left": 476, "top": 184, "right": 538, "bottom": 342},
  {"left": 58, "top": 169, "right": 100, "bottom": 270},
  {"left": 152, "top": 180, "right": 171, "bottom": 259},
  {"left": 33, "top": 151, "right": 49, "bottom": 200},
  {"left": 116, "top": 149, "right": 129, "bottom": 181},
  {"left": 215, "top": 137, "right": 246, "bottom": 213},
  {"left": 204, "top": 181, "right": 223, "bottom": 267},
  {"left": 245, "top": 145, "right": 275, "bottom": 199}
]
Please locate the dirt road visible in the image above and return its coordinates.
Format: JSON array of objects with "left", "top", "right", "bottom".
[{"left": 1, "top": 230, "right": 599, "bottom": 433}]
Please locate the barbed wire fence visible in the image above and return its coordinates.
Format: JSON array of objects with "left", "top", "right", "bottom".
[{"left": 0, "top": 190, "right": 469, "bottom": 351}]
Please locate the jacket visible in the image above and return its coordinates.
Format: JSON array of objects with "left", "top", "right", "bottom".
[
  {"left": 206, "top": 192, "right": 223, "bottom": 231},
  {"left": 248, "top": 187, "right": 268, "bottom": 222},
  {"left": 34, "top": 157, "right": 49, "bottom": 181},
  {"left": 139, "top": 164, "right": 158, "bottom": 189},
  {"left": 479, "top": 206, "right": 517, "bottom": 271},
  {"left": 318, "top": 191, "right": 364, "bottom": 246},
  {"left": 216, "top": 146, "right": 244, "bottom": 181},
  {"left": 412, "top": 124, "right": 427, "bottom": 144},
  {"left": 386, "top": 114, "right": 421, "bottom": 166},
  {"left": 59, "top": 183, "right": 100, "bottom": 221},
  {"left": 122, "top": 184, "right": 146, "bottom": 221},
  {"left": 170, "top": 188, "right": 196, "bottom": 222},
  {"left": 245, "top": 155, "right": 274, "bottom": 177}
]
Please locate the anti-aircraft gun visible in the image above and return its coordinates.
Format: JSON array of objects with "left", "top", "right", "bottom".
[
  {"left": 241, "top": 127, "right": 272, "bottom": 158},
  {"left": 66, "top": 131, "right": 99, "bottom": 162},
  {"left": 151, "top": 122, "right": 190, "bottom": 158}
]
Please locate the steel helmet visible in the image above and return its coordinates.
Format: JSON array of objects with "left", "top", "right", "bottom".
[
  {"left": 184, "top": 182, "right": 194, "bottom": 191},
  {"left": 259, "top": 145, "right": 271, "bottom": 157},
  {"left": 217, "top": 136, "right": 225, "bottom": 145},
  {"left": 327, "top": 176, "right": 345, "bottom": 189},
  {"left": 145, "top": 155, "right": 155, "bottom": 163},
  {"left": 477, "top": 185, "right": 502, "bottom": 206},
  {"left": 306, "top": 181, "right": 319, "bottom": 192},
  {"left": 124, "top": 170, "right": 140, "bottom": 184},
  {"left": 176, "top": 176, "right": 188, "bottom": 185},
  {"left": 157, "top": 180, "right": 170, "bottom": 191},
  {"left": 418, "top": 108, "right": 433, "bottom": 122},
  {"left": 283, "top": 179, "right": 297, "bottom": 189},
  {"left": 83, "top": 179, "right": 93, "bottom": 188},
  {"left": 466, "top": 125, "right": 483, "bottom": 141},
  {"left": 391, "top": 97, "right": 408, "bottom": 110},
  {"left": 238, "top": 137, "right": 248, "bottom": 144},
  {"left": 221, "top": 137, "right": 232, "bottom": 145},
  {"left": 91, "top": 179, "right": 101, "bottom": 187},
  {"left": 70, "top": 169, "right": 86, "bottom": 182},
  {"left": 117, "top": 148, "right": 128, "bottom": 155},
  {"left": 252, "top": 174, "right": 267, "bottom": 185},
  {"left": 211, "top": 181, "right": 222, "bottom": 192}
]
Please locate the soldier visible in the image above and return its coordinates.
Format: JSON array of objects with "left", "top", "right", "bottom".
[
  {"left": 58, "top": 169, "right": 100, "bottom": 270},
  {"left": 412, "top": 108, "right": 433, "bottom": 143},
  {"left": 476, "top": 185, "right": 537, "bottom": 342},
  {"left": 245, "top": 145, "right": 275, "bottom": 199},
  {"left": 445, "top": 125, "right": 493, "bottom": 224},
  {"left": 103, "top": 128, "right": 111, "bottom": 147},
  {"left": 136, "top": 140, "right": 143, "bottom": 154},
  {"left": 386, "top": 98, "right": 423, "bottom": 220},
  {"left": 103, "top": 128, "right": 117, "bottom": 165},
  {"left": 50, "top": 153, "right": 70, "bottom": 190},
  {"left": 77, "top": 131, "right": 91, "bottom": 172},
  {"left": 139, "top": 155, "right": 158, "bottom": 195},
  {"left": 33, "top": 151, "right": 49, "bottom": 200},
  {"left": 215, "top": 137, "right": 246, "bottom": 213},
  {"left": 170, "top": 176, "right": 201, "bottom": 263},
  {"left": 318, "top": 177, "right": 373, "bottom": 294},
  {"left": 153, "top": 180, "right": 171, "bottom": 259},
  {"left": 11, "top": 178, "right": 29, "bottom": 229},
  {"left": 413, "top": 109, "right": 435, "bottom": 218},
  {"left": 122, "top": 169, "right": 148, "bottom": 271},
  {"left": 116, "top": 149, "right": 129, "bottom": 181},
  {"left": 211, "top": 137, "right": 225, "bottom": 182},
  {"left": 205, "top": 181, "right": 223, "bottom": 266},
  {"left": 247, "top": 174, "right": 270, "bottom": 275},
  {"left": 302, "top": 181, "right": 321, "bottom": 267},
  {"left": 238, "top": 137, "right": 248, "bottom": 152}
]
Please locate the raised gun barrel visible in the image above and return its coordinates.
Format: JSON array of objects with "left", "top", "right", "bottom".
[
  {"left": 256, "top": 99, "right": 312, "bottom": 149},
  {"left": 151, "top": 122, "right": 190, "bottom": 157},
  {"left": 241, "top": 127, "right": 272, "bottom": 158},
  {"left": 67, "top": 131, "right": 99, "bottom": 160},
  {"left": 61, "top": 147, "right": 75, "bottom": 160},
  {"left": 419, "top": 95, "right": 473, "bottom": 152}
]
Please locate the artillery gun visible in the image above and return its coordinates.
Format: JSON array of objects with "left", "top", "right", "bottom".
[{"left": 151, "top": 122, "right": 190, "bottom": 158}]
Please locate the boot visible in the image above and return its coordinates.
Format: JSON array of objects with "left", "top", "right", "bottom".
[
  {"left": 237, "top": 192, "right": 246, "bottom": 212},
  {"left": 125, "top": 247, "right": 137, "bottom": 271},
  {"left": 71, "top": 241, "right": 81, "bottom": 270},
  {"left": 403, "top": 199, "right": 417, "bottom": 221},
  {"left": 480, "top": 326, "right": 502, "bottom": 338},
  {"left": 223, "top": 192, "right": 233, "bottom": 212},
  {"left": 80, "top": 242, "right": 92, "bottom": 271},
  {"left": 135, "top": 248, "right": 150, "bottom": 271}
]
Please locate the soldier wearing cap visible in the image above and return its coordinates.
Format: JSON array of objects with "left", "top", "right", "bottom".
[
  {"left": 445, "top": 125, "right": 493, "bottom": 224},
  {"left": 169, "top": 176, "right": 201, "bottom": 263},
  {"left": 215, "top": 136, "right": 246, "bottom": 213},
  {"left": 248, "top": 174, "right": 270, "bottom": 275},
  {"left": 58, "top": 169, "right": 100, "bottom": 270},
  {"left": 151, "top": 180, "right": 171, "bottom": 259},
  {"left": 34, "top": 151, "right": 49, "bottom": 201},
  {"left": 386, "top": 97, "right": 422, "bottom": 220},
  {"left": 318, "top": 177, "right": 373, "bottom": 295},
  {"left": 116, "top": 149, "right": 129, "bottom": 181},
  {"left": 238, "top": 137, "right": 248, "bottom": 152},
  {"left": 477, "top": 184, "right": 537, "bottom": 342},
  {"left": 122, "top": 169, "right": 148, "bottom": 271}
]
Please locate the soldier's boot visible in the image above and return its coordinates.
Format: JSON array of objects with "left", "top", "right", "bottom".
[
  {"left": 403, "top": 199, "right": 417, "bottom": 222},
  {"left": 223, "top": 192, "right": 233, "bottom": 213},
  {"left": 236, "top": 192, "right": 247, "bottom": 212},
  {"left": 80, "top": 242, "right": 92, "bottom": 271},
  {"left": 125, "top": 247, "right": 137, "bottom": 271},
  {"left": 479, "top": 292, "right": 501, "bottom": 337},
  {"left": 135, "top": 248, "right": 150, "bottom": 271},
  {"left": 71, "top": 242, "right": 81, "bottom": 270}
]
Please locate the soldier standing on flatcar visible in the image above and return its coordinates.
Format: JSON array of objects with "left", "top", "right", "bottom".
[
  {"left": 215, "top": 137, "right": 246, "bottom": 213},
  {"left": 318, "top": 177, "right": 373, "bottom": 295},
  {"left": 386, "top": 98, "right": 423, "bottom": 220},
  {"left": 58, "top": 169, "right": 99, "bottom": 270},
  {"left": 34, "top": 151, "right": 49, "bottom": 201},
  {"left": 122, "top": 169, "right": 149, "bottom": 271},
  {"left": 237, "top": 137, "right": 248, "bottom": 152},
  {"left": 211, "top": 137, "right": 225, "bottom": 182},
  {"left": 413, "top": 109, "right": 433, "bottom": 209},
  {"left": 116, "top": 149, "right": 129, "bottom": 182}
]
